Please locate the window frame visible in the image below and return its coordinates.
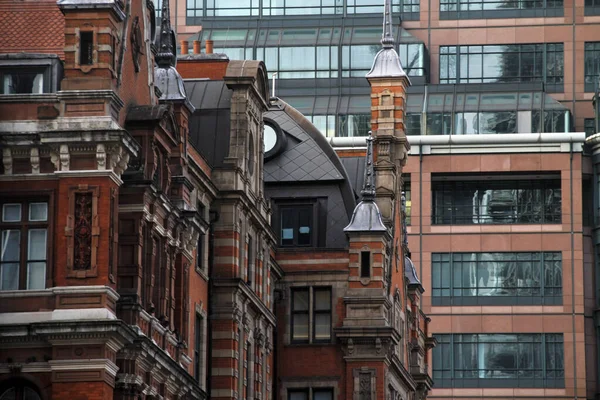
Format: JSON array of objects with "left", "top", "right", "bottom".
[
  {"left": 439, "top": 44, "right": 564, "bottom": 93},
  {"left": 0, "top": 197, "right": 52, "bottom": 291},
  {"left": 431, "top": 175, "right": 562, "bottom": 225},
  {"left": 291, "top": 286, "right": 332, "bottom": 344},
  {"left": 276, "top": 201, "right": 319, "bottom": 248},
  {"left": 584, "top": 42, "right": 600, "bottom": 92},
  {"left": 431, "top": 252, "right": 563, "bottom": 306},
  {"left": 432, "top": 333, "right": 565, "bottom": 388}
]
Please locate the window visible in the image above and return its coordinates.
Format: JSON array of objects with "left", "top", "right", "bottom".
[
  {"left": 585, "top": 118, "right": 596, "bottom": 138},
  {"left": 360, "top": 251, "right": 371, "bottom": 278},
  {"left": 280, "top": 205, "right": 314, "bottom": 247},
  {"left": 585, "top": 42, "right": 600, "bottom": 92},
  {"left": 439, "top": 44, "right": 564, "bottom": 92},
  {"left": 247, "top": 236, "right": 253, "bottom": 286},
  {"left": 313, "top": 288, "right": 332, "bottom": 341},
  {"left": 432, "top": 176, "right": 561, "bottom": 225},
  {"left": 585, "top": 0, "right": 600, "bottom": 15},
  {"left": 196, "top": 233, "right": 205, "bottom": 272},
  {"left": 1, "top": 68, "right": 46, "bottom": 94},
  {"left": 194, "top": 313, "right": 202, "bottom": 382},
  {"left": 0, "top": 381, "right": 42, "bottom": 400},
  {"left": 398, "top": 43, "right": 426, "bottom": 76},
  {"left": 80, "top": 31, "right": 94, "bottom": 65},
  {"left": 403, "top": 180, "right": 411, "bottom": 226},
  {"left": 440, "top": 0, "right": 563, "bottom": 19},
  {"left": 433, "top": 333, "right": 564, "bottom": 388},
  {"left": 291, "top": 287, "right": 332, "bottom": 343},
  {"left": 186, "top": 0, "right": 203, "bottom": 25},
  {"left": 207, "top": 0, "right": 259, "bottom": 16},
  {"left": 432, "top": 252, "right": 562, "bottom": 306},
  {"left": 288, "top": 388, "right": 333, "bottom": 400},
  {"left": 1, "top": 202, "right": 48, "bottom": 290}
]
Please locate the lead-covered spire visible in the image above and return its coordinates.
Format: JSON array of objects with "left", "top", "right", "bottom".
[
  {"left": 344, "top": 133, "right": 387, "bottom": 233},
  {"left": 361, "top": 132, "right": 376, "bottom": 201},
  {"left": 155, "top": 0, "right": 176, "bottom": 67},
  {"left": 381, "top": 0, "right": 395, "bottom": 49}
]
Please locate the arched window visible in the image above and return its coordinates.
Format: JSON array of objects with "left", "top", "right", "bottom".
[{"left": 0, "top": 381, "right": 42, "bottom": 400}]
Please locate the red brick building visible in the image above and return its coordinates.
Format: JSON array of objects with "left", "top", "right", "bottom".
[{"left": 0, "top": 0, "right": 433, "bottom": 399}]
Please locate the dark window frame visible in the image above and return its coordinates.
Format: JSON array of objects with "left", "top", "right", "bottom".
[
  {"left": 275, "top": 200, "right": 323, "bottom": 248},
  {"left": 0, "top": 66, "right": 50, "bottom": 95},
  {"left": 585, "top": 0, "right": 600, "bottom": 15},
  {"left": 431, "top": 175, "right": 562, "bottom": 225},
  {"left": 440, "top": 0, "right": 564, "bottom": 19},
  {"left": 439, "top": 44, "right": 564, "bottom": 93},
  {"left": 431, "top": 252, "right": 563, "bottom": 306},
  {"left": 313, "top": 287, "right": 332, "bottom": 343},
  {"left": 80, "top": 31, "right": 94, "bottom": 66},
  {"left": 0, "top": 199, "right": 51, "bottom": 291},
  {"left": 584, "top": 42, "right": 600, "bottom": 92},
  {"left": 291, "top": 286, "right": 332, "bottom": 343},
  {"left": 433, "top": 333, "right": 565, "bottom": 388},
  {"left": 360, "top": 251, "right": 371, "bottom": 278},
  {"left": 288, "top": 389, "right": 309, "bottom": 400},
  {"left": 291, "top": 287, "right": 310, "bottom": 343}
]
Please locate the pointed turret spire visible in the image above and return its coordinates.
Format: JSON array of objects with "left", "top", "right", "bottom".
[
  {"left": 361, "top": 132, "right": 376, "bottom": 201},
  {"left": 156, "top": 0, "right": 176, "bottom": 67},
  {"left": 381, "top": 0, "right": 395, "bottom": 49}
]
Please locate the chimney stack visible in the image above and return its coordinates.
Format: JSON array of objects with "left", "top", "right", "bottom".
[
  {"left": 206, "top": 40, "right": 214, "bottom": 54},
  {"left": 193, "top": 40, "right": 201, "bottom": 54},
  {"left": 180, "top": 40, "right": 189, "bottom": 55}
]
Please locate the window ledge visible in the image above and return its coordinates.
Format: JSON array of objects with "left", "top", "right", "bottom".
[{"left": 0, "top": 93, "right": 58, "bottom": 102}]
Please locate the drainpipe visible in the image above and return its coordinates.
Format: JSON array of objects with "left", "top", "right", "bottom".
[{"left": 570, "top": 143, "right": 578, "bottom": 399}]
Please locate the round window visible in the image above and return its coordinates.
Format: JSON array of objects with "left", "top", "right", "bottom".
[{"left": 264, "top": 124, "right": 277, "bottom": 153}]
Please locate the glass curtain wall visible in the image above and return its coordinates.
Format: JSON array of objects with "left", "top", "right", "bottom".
[
  {"left": 431, "top": 252, "right": 562, "bottom": 306},
  {"left": 186, "top": 0, "right": 419, "bottom": 20},
  {"left": 439, "top": 44, "right": 564, "bottom": 93},
  {"left": 433, "top": 334, "right": 565, "bottom": 388}
]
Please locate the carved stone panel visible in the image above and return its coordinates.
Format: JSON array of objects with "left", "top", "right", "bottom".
[{"left": 66, "top": 185, "right": 100, "bottom": 278}]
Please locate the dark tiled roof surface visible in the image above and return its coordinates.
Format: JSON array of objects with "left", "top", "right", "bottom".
[
  {"left": 184, "top": 80, "right": 232, "bottom": 167},
  {"left": 0, "top": 1, "right": 64, "bottom": 57}
]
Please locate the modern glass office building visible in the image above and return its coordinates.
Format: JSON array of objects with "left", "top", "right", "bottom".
[
  {"left": 170, "top": 0, "right": 599, "bottom": 138},
  {"left": 169, "top": 0, "right": 600, "bottom": 399}
]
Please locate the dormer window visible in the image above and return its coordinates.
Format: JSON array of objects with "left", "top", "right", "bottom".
[
  {"left": 0, "top": 55, "right": 62, "bottom": 94},
  {"left": 1, "top": 69, "right": 45, "bottom": 94}
]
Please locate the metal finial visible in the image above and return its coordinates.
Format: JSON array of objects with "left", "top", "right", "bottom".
[
  {"left": 156, "top": 0, "right": 175, "bottom": 67},
  {"left": 381, "top": 0, "right": 395, "bottom": 49},
  {"left": 361, "top": 132, "right": 376, "bottom": 201}
]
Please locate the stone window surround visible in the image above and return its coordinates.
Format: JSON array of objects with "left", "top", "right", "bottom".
[{"left": 194, "top": 303, "right": 208, "bottom": 390}]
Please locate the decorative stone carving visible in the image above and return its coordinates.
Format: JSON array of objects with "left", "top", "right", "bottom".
[
  {"left": 30, "top": 147, "right": 40, "bottom": 174},
  {"left": 97, "top": 143, "right": 107, "bottom": 170},
  {"left": 73, "top": 192, "right": 93, "bottom": 270},
  {"left": 60, "top": 144, "right": 70, "bottom": 171},
  {"left": 3, "top": 148, "right": 13, "bottom": 175}
]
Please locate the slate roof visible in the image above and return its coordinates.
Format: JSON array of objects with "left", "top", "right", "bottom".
[
  {"left": 0, "top": 1, "right": 64, "bottom": 58},
  {"left": 264, "top": 100, "right": 345, "bottom": 183},
  {"left": 184, "top": 79, "right": 232, "bottom": 167}
]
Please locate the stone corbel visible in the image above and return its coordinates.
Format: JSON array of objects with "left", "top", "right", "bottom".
[
  {"left": 2, "top": 148, "right": 12, "bottom": 175},
  {"left": 97, "top": 143, "right": 107, "bottom": 170},
  {"left": 60, "top": 144, "right": 70, "bottom": 171},
  {"left": 30, "top": 147, "right": 40, "bottom": 174},
  {"left": 110, "top": 145, "right": 131, "bottom": 176}
]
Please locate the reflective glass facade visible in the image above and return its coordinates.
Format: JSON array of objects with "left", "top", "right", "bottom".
[
  {"left": 431, "top": 252, "right": 562, "bottom": 306},
  {"left": 186, "top": 0, "right": 418, "bottom": 22},
  {"left": 433, "top": 334, "right": 565, "bottom": 388},
  {"left": 585, "top": 42, "right": 600, "bottom": 92},
  {"left": 431, "top": 175, "right": 562, "bottom": 225},
  {"left": 439, "top": 44, "right": 564, "bottom": 92},
  {"left": 440, "top": 0, "right": 563, "bottom": 19}
]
